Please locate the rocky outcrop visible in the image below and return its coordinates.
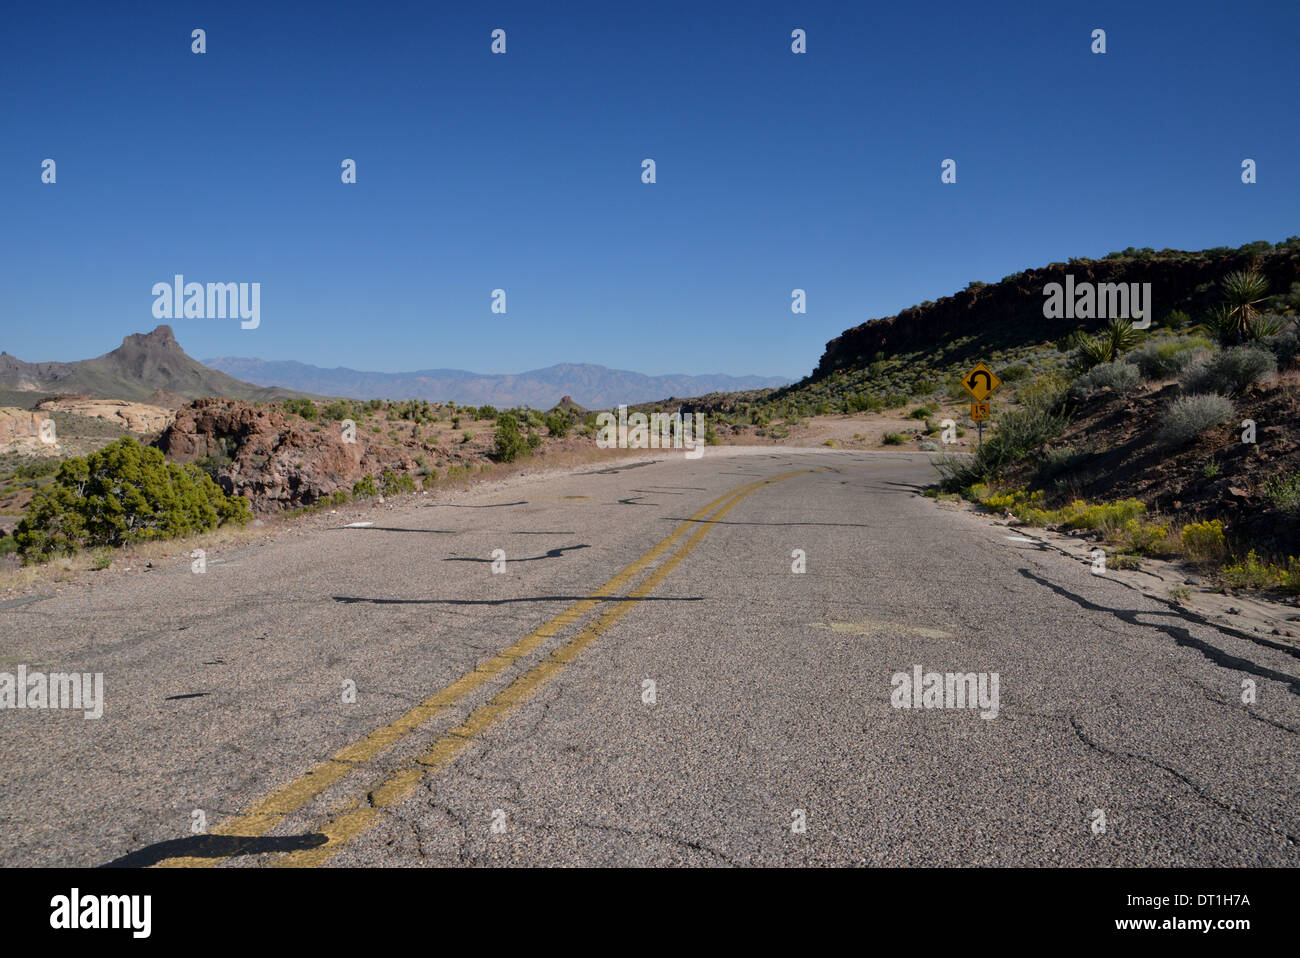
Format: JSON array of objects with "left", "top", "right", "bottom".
[
  {"left": 0, "top": 408, "right": 58, "bottom": 456},
  {"left": 816, "top": 245, "right": 1300, "bottom": 376},
  {"left": 35, "top": 396, "right": 174, "bottom": 434},
  {"left": 155, "top": 398, "right": 417, "bottom": 512}
]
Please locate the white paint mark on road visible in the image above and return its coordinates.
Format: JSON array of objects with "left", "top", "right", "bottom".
[{"left": 809, "top": 620, "right": 957, "bottom": 640}]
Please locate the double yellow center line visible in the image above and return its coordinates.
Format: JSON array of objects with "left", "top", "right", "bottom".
[{"left": 160, "top": 467, "right": 815, "bottom": 867}]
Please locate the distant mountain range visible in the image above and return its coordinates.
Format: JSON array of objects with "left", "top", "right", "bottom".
[
  {"left": 0, "top": 325, "right": 789, "bottom": 409},
  {"left": 0, "top": 326, "right": 310, "bottom": 406},
  {"left": 202, "top": 357, "right": 790, "bottom": 408}
]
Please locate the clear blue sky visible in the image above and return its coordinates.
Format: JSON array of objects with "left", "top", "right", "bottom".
[{"left": 3, "top": 0, "right": 1296, "bottom": 379}]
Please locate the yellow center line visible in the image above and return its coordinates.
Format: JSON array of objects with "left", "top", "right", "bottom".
[
  {"left": 268, "top": 468, "right": 818, "bottom": 867},
  {"left": 157, "top": 470, "right": 806, "bottom": 867}
]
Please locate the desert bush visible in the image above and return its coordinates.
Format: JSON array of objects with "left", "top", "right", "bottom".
[
  {"left": 1125, "top": 338, "right": 1212, "bottom": 380},
  {"left": 1016, "top": 372, "right": 1070, "bottom": 412},
  {"left": 1263, "top": 329, "right": 1300, "bottom": 368},
  {"left": 1120, "top": 518, "right": 1178, "bottom": 557},
  {"left": 1059, "top": 499, "right": 1147, "bottom": 536},
  {"left": 1035, "top": 445, "right": 1093, "bottom": 483},
  {"left": 1180, "top": 519, "right": 1227, "bottom": 563},
  {"left": 282, "top": 399, "right": 318, "bottom": 420},
  {"left": 1180, "top": 346, "right": 1276, "bottom": 395},
  {"left": 544, "top": 411, "right": 571, "bottom": 438},
  {"left": 1221, "top": 551, "right": 1289, "bottom": 590},
  {"left": 380, "top": 469, "right": 415, "bottom": 496},
  {"left": 998, "top": 364, "right": 1030, "bottom": 382},
  {"left": 9, "top": 458, "right": 60, "bottom": 481},
  {"left": 14, "top": 438, "right": 251, "bottom": 561},
  {"left": 1263, "top": 473, "right": 1300, "bottom": 512},
  {"left": 936, "top": 406, "right": 1068, "bottom": 490},
  {"left": 1156, "top": 394, "right": 1234, "bottom": 447},
  {"left": 882, "top": 432, "right": 908, "bottom": 445},
  {"left": 1069, "top": 360, "right": 1139, "bottom": 400},
  {"left": 491, "top": 412, "right": 529, "bottom": 463},
  {"left": 352, "top": 474, "right": 377, "bottom": 499}
]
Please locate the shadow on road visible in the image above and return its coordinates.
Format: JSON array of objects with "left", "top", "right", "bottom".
[
  {"left": 1019, "top": 567, "right": 1300, "bottom": 695},
  {"left": 441, "top": 501, "right": 528, "bottom": 508},
  {"left": 102, "top": 832, "right": 327, "bottom": 868},
  {"left": 332, "top": 594, "right": 702, "bottom": 606},
  {"left": 444, "top": 544, "right": 590, "bottom": 562},
  {"left": 329, "top": 527, "right": 457, "bottom": 534}
]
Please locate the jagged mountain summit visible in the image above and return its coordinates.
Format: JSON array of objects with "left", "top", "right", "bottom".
[{"left": 0, "top": 326, "right": 310, "bottom": 405}]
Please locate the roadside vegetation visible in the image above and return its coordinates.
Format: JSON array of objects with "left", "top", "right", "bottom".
[
  {"left": 13, "top": 438, "right": 251, "bottom": 563},
  {"left": 920, "top": 259, "right": 1300, "bottom": 596}
]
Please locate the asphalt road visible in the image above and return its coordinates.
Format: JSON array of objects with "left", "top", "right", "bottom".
[{"left": 1, "top": 447, "right": 1297, "bottom": 867}]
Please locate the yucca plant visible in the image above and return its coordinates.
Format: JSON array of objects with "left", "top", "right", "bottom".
[
  {"left": 1247, "top": 313, "right": 1286, "bottom": 341},
  {"left": 1105, "top": 317, "right": 1141, "bottom": 356},
  {"left": 1215, "top": 270, "right": 1271, "bottom": 345},
  {"left": 1072, "top": 335, "right": 1115, "bottom": 371}
]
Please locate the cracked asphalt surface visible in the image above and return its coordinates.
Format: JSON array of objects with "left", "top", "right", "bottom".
[{"left": 1, "top": 447, "right": 1297, "bottom": 867}]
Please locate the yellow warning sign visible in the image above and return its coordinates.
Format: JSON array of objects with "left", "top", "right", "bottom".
[
  {"left": 971, "top": 402, "right": 990, "bottom": 422},
  {"left": 961, "top": 362, "right": 1002, "bottom": 401}
]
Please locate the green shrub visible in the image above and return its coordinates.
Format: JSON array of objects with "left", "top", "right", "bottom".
[
  {"left": 1180, "top": 346, "right": 1276, "bottom": 395},
  {"left": 491, "top": 412, "right": 529, "bottom": 463},
  {"left": 11, "top": 458, "right": 60, "bottom": 481},
  {"left": 544, "top": 412, "right": 572, "bottom": 438},
  {"left": 935, "top": 405, "right": 1068, "bottom": 490},
  {"left": 13, "top": 438, "right": 251, "bottom": 561},
  {"left": 380, "top": 469, "right": 416, "bottom": 496},
  {"left": 282, "top": 399, "right": 318, "bottom": 420},
  {"left": 352, "top": 475, "right": 377, "bottom": 499},
  {"left": 882, "top": 432, "right": 908, "bottom": 445},
  {"left": 1155, "top": 394, "right": 1234, "bottom": 447},
  {"left": 998, "top": 364, "right": 1030, "bottom": 382},
  {"left": 1262, "top": 473, "right": 1300, "bottom": 512},
  {"left": 1016, "top": 373, "right": 1070, "bottom": 412}
]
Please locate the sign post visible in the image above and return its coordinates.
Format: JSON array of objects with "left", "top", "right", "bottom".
[{"left": 961, "top": 363, "right": 1002, "bottom": 450}]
